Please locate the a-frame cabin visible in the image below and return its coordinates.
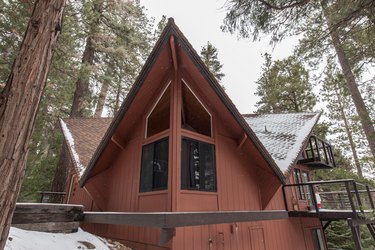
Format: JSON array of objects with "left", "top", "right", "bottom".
[{"left": 57, "top": 19, "right": 375, "bottom": 250}]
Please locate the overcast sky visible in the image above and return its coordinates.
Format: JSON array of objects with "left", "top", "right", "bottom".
[{"left": 140, "top": 0, "right": 298, "bottom": 114}]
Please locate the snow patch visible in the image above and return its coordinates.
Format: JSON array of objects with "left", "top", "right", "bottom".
[
  {"left": 5, "top": 227, "right": 111, "bottom": 250},
  {"left": 244, "top": 113, "right": 320, "bottom": 173},
  {"left": 60, "top": 119, "right": 85, "bottom": 177}
]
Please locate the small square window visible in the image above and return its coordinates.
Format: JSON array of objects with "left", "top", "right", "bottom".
[
  {"left": 140, "top": 138, "right": 169, "bottom": 192},
  {"left": 181, "top": 138, "right": 216, "bottom": 192}
]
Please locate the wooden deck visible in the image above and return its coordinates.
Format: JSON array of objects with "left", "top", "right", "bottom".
[{"left": 288, "top": 209, "right": 372, "bottom": 220}]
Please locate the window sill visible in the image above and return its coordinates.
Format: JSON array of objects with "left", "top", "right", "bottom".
[
  {"left": 180, "top": 190, "right": 218, "bottom": 195},
  {"left": 138, "top": 190, "right": 168, "bottom": 197}
]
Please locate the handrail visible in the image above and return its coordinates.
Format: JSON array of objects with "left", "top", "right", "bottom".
[
  {"left": 283, "top": 179, "right": 355, "bottom": 187},
  {"left": 282, "top": 179, "right": 375, "bottom": 217}
]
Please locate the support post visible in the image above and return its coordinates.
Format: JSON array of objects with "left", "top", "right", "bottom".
[
  {"left": 282, "top": 185, "right": 288, "bottom": 211},
  {"left": 348, "top": 219, "right": 362, "bottom": 250},
  {"left": 159, "top": 228, "right": 175, "bottom": 246},
  {"left": 366, "top": 185, "right": 374, "bottom": 209},
  {"left": 352, "top": 182, "right": 364, "bottom": 213},
  {"left": 345, "top": 182, "right": 357, "bottom": 217},
  {"left": 366, "top": 224, "right": 375, "bottom": 241},
  {"left": 323, "top": 221, "right": 332, "bottom": 231},
  {"left": 310, "top": 184, "right": 319, "bottom": 215}
]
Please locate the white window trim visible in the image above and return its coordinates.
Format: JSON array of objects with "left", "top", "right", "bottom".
[
  {"left": 181, "top": 78, "right": 213, "bottom": 137},
  {"left": 145, "top": 80, "right": 172, "bottom": 138}
]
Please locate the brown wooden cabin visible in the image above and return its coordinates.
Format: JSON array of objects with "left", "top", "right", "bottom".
[{"left": 58, "top": 18, "right": 374, "bottom": 250}]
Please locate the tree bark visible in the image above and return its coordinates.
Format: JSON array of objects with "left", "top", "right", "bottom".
[
  {"left": 334, "top": 84, "right": 363, "bottom": 178},
  {"left": 69, "top": 0, "right": 103, "bottom": 117},
  {"left": 94, "top": 63, "right": 113, "bottom": 118},
  {"left": 69, "top": 34, "right": 96, "bottom": 117},
  {"left": 0, "top": 0, "right": 65, "bottom": 248},
  {"left": 323, "top": 4, "right": 375, "bottom": 162}
]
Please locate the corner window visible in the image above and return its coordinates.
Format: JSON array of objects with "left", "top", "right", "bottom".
[
  {"left": 146, "top": 84, "right": 171, "bottom": 138},
  {"left": 181, "top": 138, "right": 216, "bottom": 192},
  {"left": 181, "top": 81, "right": 211, "bottom": 137},
  {"left": 140, "top": 138, "right": 169, "bottom": 192}
]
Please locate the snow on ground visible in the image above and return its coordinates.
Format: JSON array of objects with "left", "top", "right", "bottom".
[{"left": 5, "top": 227, "right": 130, "bottom": 250}]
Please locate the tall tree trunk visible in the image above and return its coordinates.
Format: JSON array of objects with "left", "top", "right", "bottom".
[
  {"left": 323, "top": 3, "right": 375, "bottom": 162},
  {"left": 94, "top": 81, "right": 109, "bottom": 117},
  {"left": 50, "top": 0, "right": 103, "bottom": 196},
  {"left": 94, "top": 64, "right": 113, "bottom": 118},
  {"left": 334, "top": 84, "right": 363, "bottom": 178},
  {"left": 69, "top": 34, "right": 96, "bottom": 117},
  {"left": 0, "top": 0, "right": 65, "bottom": 248}
]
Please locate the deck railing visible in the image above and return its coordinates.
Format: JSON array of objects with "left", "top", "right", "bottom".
[
  {"left": 299, "top": 135, "right": 336, "bottom": 168},
  {"left": 282, "top": 179, "right": 375, "bottom": 218},
  {"left": 38, "top": 191, "right": 66, "bottom": 203}
]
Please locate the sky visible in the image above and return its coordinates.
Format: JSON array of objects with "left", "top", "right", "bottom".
[{"left": 140, "top": 0, "right": 298, "bottom": 114}]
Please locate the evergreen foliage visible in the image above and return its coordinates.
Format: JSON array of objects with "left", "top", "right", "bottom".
[
  {"left": 222, "top": 0, "right": 375, "bottom": 169},
  {"left": 200, "top": 41, "right": 225, "bottom": 88},
  {"left": 255, "top": 54, "right": 316, "bottom": 113},
  {"left": 0, "top": 0, "right": 157, "bottom": 202}
]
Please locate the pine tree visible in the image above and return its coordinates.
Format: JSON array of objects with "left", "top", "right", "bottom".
[
  {"left": 200, "top": 41, "right": 225, "bottom": 87},
  {"left": 255, "top": 54, "right": 316, "bottom": 113},
  {"left": 50, "top": 0, "right": 154, "bottom": 196},
  {"left": 222, "top": 0, "right": 375, "bottom": 165},
  {"left": 0, "top": 0, "right": 65, "bottom": 247}
]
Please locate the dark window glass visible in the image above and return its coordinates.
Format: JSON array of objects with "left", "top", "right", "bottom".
[
  {"left": 181, "top": 138, "right": 216, "bottom": 192},
  {"left": 294, "top": 169, "right": 306, "bottom": 200},
  {"left": 181, "top": 83, "right": 211, "bottom": 137},
  {"left": 147, "top": 85, "right": 170, "bottom": 137},
  {"left": 140, "top": 138, "right": 168, "bottom": 192}
]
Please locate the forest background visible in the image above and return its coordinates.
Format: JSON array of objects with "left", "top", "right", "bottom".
[{"left": 0, "top": 0, "right": 374, "bottom": 249}]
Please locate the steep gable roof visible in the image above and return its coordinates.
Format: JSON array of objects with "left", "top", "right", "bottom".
[
  {"left": 79, "top": 18, "right": 286, "bottom": 186},
  {"left": 60, "top": 118, "right": 112, "bottom": 176},
  {"left": 243, "top": 113, "right": 320, "bottom": 174}
]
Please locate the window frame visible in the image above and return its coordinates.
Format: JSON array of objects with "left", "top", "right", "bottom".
[
  {"left": 181, "top": 137, "right": 217, "bottom": 192},
  {"left": 139, "top": 137, "right": 169, "bottom": 193},
  {"left": 294, "top": 168, "right": 310, "bottom": 200},
  {"left": 145, "top": 81, "right": 171, "bottom": 139},
  {"left": 181, "top": 79, "right": 213, "bottom": 138}
]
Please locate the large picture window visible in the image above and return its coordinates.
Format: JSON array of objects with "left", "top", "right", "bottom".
[
  {"left": 181, "top": 138, "right": 216, "bottom": 192},
  {"left": 140, "top": 138, "right": 169, "bottom": 192}
]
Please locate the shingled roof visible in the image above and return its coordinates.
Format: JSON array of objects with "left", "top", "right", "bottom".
[
  {"left": 59, "top": 118, "right": 112, "bottom": 176},
  {"left": 60, "top": 112, "right": 319, "bottom": 178},
  {"left": 243, "top": 113, "right": 320, "bottom": 174}
]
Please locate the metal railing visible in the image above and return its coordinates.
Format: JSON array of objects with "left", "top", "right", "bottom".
[
  {"left": 300, "top": 135, "right": 336, "bottom": 167},
  {"left": 38, "top": 191, "right": 66, "bottom": 203},
  {"left": 282, "top": 179, "right": 375, "bottom": 218}
]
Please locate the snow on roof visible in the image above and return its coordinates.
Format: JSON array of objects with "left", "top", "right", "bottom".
[
  {"left": 60, "top": 119, "right": 85, "bottom": 177},
  {"left": 243, "top": 113, "right": 320, "bottom": 173},
  {"left": 59, "top": 118, "right": 112, "bottom": 178},
  {"left": 5, "top": 227, "right": 113, "bottom": 250}
]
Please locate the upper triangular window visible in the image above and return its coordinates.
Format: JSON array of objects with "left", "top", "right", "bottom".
[
  {"left": 146, "top": 83, "right": 171, "bottom": 138},
  {"left": 181, "top": 80, "right": 212, "bottom": 137}
]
